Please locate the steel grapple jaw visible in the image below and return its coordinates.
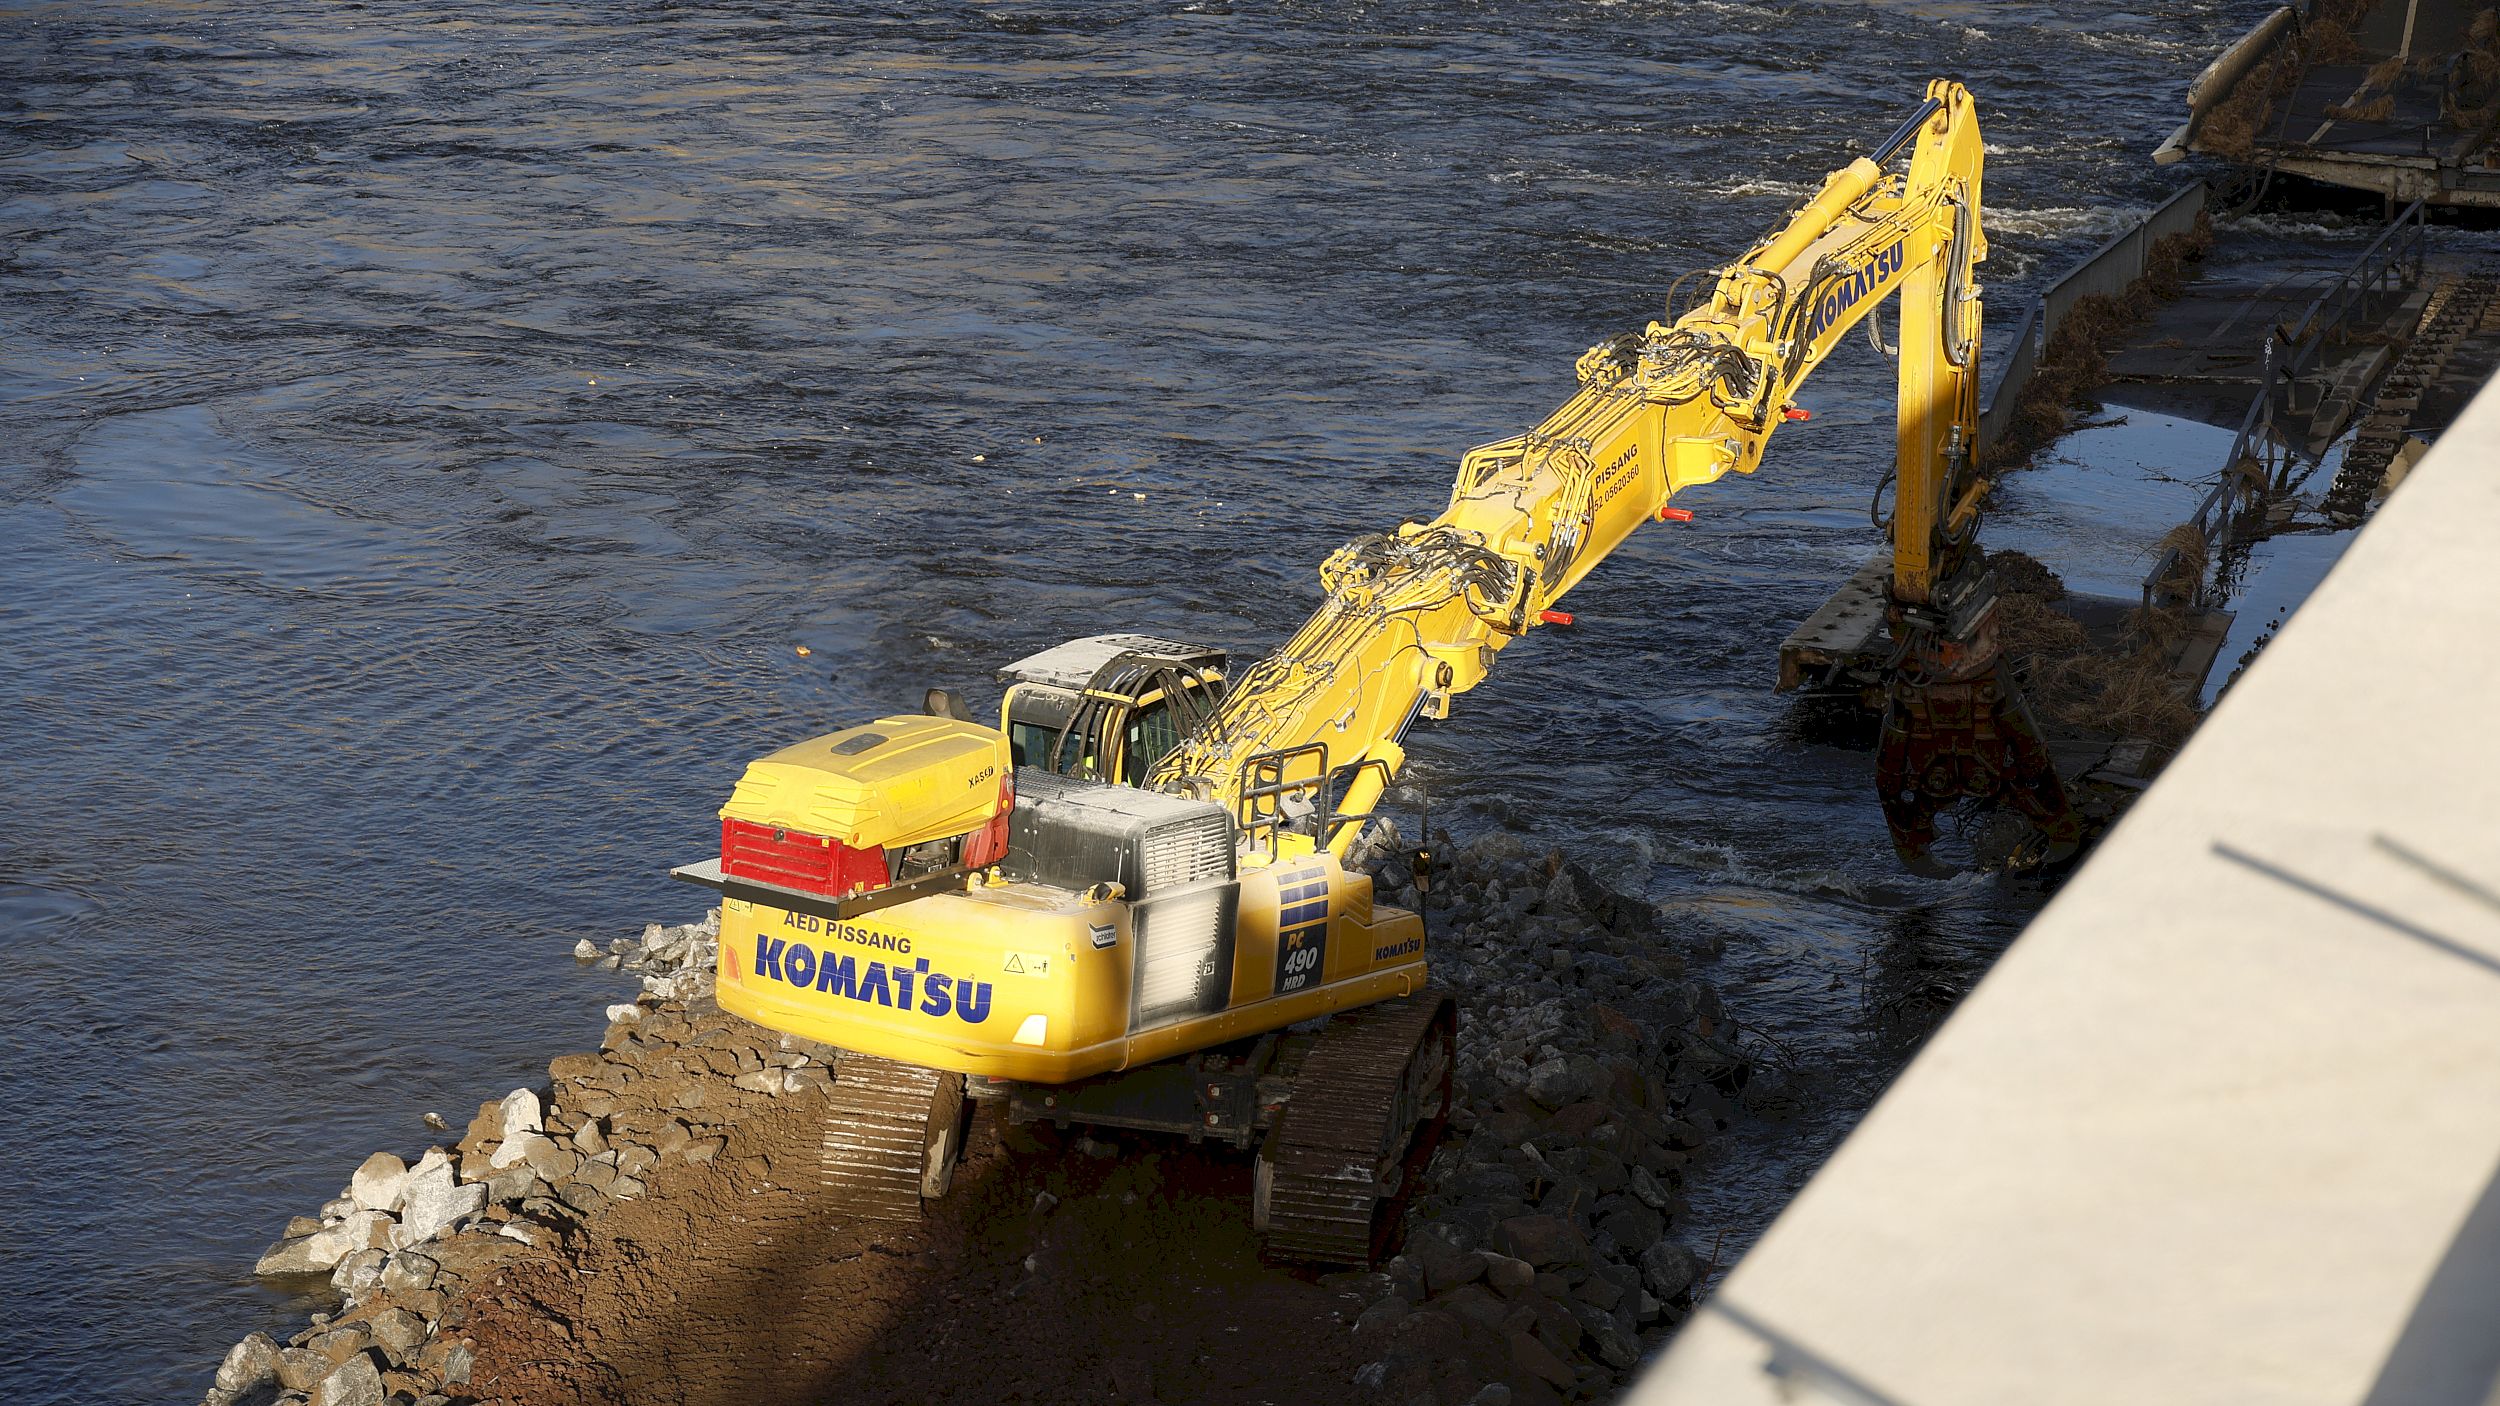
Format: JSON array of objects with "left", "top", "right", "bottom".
[{"left": 1875, "top": 658, "right": 2082, "bottom": 878}]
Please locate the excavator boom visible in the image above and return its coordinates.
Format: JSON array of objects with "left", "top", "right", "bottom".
[{"left": 1151, "top": 79, "right": 2069, "bottom": 871}]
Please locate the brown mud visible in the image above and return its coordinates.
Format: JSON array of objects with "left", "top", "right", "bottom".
[
  {"left": 216, "top": 827, "right": 1742, "bottom": 1406},
  {"left": 447, "top": 1008, "right": 1372, "bottom": 1406}
]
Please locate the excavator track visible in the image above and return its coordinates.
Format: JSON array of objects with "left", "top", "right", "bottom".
[
  {"left": 1255, "top": 991, "right": 1456, "bottom": 1266},
  {"left": 821, "top": 1052, "right": 966, "bottom": 1223}
]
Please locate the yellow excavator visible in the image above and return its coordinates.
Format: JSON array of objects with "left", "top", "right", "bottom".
[{"left": 670, "top": 81, "right": 2074, "bottom": 1263}]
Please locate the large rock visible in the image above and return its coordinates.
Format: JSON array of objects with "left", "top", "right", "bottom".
[
  {"left": 380, "top": 1250, "right": 438, "bottom": 1294},
  {"left": 498, "top": 1219, "right": 560, "bottom": 1249},
  {"left": 1506, "top": 1330, "right": 1573, "bottom": 1389},
  {"left": 1352, "top": 1295, "right": 1410, "bottom": 1343},
  {"left": 254, "top": 1211, "right": 391, "bottom": 1277},
  {"left": 1597, "top": 1202, "right": 1664, "bottom": 1255},
  {"left": 329, "top": 1247, "right": 387, "bottom": 1298},
  {"left": 1568, "top": 1301, "right": 1641, "bottom": 1369},
  {"left": 348, "top": 1152, "right": 407, "bottom": 1213},
  {"left": 1480, "top": 1251, "right": 1537, "bottom": 1297},
  {"left": 1524, "top": 1056, "right": 1598, "bottom": 1110},
  {"left": 490, "top": 1130, "right": 554, "bottom": 1172},
  {"left": 366, "top": 1307, "right": 427, "bottom": 1360},
  {"left": 1440, "top": 1283, "right": 1510, "bottom": 1333},
  {"left": 498, "top": 1087, "right": 542, "bottom": 1144},
  {"left": 253, "top": 1234, "right": 329, "bottom": 1277},
  {"left": 276, "top": 1347, "right": 334, "bottom": 1393},
  {"left": 1638, "top": 1239, "right": 1700, "bottom": 1301},
  {"left": 1496, "top": 1215, "right": 1590, "bottom": 1270},
  {"left": 309, "top": 1351, "right": 385, "bottom": 1406},
  {"left": 395, "top": 1158, "right": 486, "bottom": 1247},
  {"left": 1627, "top": 1164, "right": 1669, "bottom": 1212},
  {"left": 525, "top": 1137, "right": 582, "bottom": 1182},
  {"left": 214, "top": 1333, "right": 284, "bottom": 1395},
  {"left": 486, "top": 1163, "right": 547, "bottom": 1206}
]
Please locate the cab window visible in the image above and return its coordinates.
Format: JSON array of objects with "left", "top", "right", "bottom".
[
  {"left": 1124, "top": 700, "right": 1184, "bottom": 780},
  {"left": 1009, "top": 721, "right": 1065, "bottom": 772}
]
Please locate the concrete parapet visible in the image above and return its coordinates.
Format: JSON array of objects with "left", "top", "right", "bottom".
[{"left": 1638, "top": 374, "right": 2500, "bottom": 1403}]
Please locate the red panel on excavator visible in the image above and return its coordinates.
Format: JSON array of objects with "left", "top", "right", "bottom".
[{"left": 721, "top": 818, "right": 888, "bottom": 897}]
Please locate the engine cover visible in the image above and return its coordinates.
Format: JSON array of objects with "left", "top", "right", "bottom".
[{"left": 1002, "top": 769, "right": 1234, "bottom": 898}]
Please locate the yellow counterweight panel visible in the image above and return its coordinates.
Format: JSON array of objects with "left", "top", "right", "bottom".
[
  {"left": 717, "top": 884, "right": 1097, "bottom": 1081},
  {"left": 719, "top": 715, "right": 1008, "bottom": 851},
  {"left": 1230, "top": 853, "right": 1418, "bottom": 1002},
  {"left": 719, "top": 863, "right": 1429, "bottom": 1084}
]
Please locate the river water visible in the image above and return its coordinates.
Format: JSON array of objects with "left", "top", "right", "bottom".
[{"left": 0, "top": 3, "right": 2273, "bottom": 1400}]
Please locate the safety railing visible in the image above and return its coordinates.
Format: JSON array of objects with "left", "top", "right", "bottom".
[
  {"left": 2140, "top": 199, "right": 2426, "bottom": 609},
  {"left": 1978, "top": 182, "right": 2209, "bottom": 455},
  {"left": 2280, "top": 196, "right": 2426, "bottom": 388},
  {"left": 1234, "top": 742, "right": 1332, "bottom": 862}
]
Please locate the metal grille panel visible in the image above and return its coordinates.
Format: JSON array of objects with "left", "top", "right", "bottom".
[
  {"left": 1141, "top": 812, "right": 1233, "bottom": 893},
  {"left": 1130, "top": 882, "right": 1238, "bottom": 1030}
]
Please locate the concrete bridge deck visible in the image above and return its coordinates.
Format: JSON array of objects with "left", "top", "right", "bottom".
[{"left": 1637, "top": 377, "right": 2500, "bottom": 1403}]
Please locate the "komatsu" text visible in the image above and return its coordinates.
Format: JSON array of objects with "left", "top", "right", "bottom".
[{"left": 753, "top": 936, "right": 993, "bottom": 1023}]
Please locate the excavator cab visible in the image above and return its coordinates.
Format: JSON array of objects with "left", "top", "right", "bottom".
[{"left": 995, "top": 634, "right": 1229, "bottom": 786}]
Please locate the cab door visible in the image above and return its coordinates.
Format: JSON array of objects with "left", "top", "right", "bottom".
[{"left": 1111, "top": 675, "right": 1226, "bottom": 784}]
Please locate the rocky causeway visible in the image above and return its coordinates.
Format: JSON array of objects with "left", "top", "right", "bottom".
[{"left": 204, "top": 826, "right": 1753, "bottom": 1406}]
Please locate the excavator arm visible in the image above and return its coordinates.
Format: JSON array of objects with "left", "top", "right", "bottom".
[{"left": 1150, "top": 80, "right": 2077, "bottom": 874}]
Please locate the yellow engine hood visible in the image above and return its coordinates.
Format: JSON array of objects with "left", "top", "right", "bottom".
[{"left": 719, "top": 715, "right": 1008, "bottom": 851}]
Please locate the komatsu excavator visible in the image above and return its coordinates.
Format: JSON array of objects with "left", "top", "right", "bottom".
[{"left": 671, "top": 81, "right": 2074, "bottom": 1263}]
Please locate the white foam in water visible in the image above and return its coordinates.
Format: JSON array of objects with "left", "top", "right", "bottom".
[
  {"left": 1983, "top": 203, "right": 2144, "bottom": 242},
  {"left": 1664, "top": 836, "right": 1877, "bottom": 905}
]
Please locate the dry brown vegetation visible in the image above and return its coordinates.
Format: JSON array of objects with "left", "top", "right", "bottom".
[
  {"left": 2202, "top": 3, "right": 2500, "bottom": 154},
  {"left": 2197, "top": 0, "right": 2379, "bottom": 159},
  {"left": 2038, "top": 647, "right": 2204, "bottom": 747},
  {"left": 1988, "top": 550, "right": 2204, "bottom": 748},
  {"left": 2152, "top": 521, "right": 2211, "bottom": 599},
  {"left": 2449, "top": 9, "right": 2500, "bottom": 130},
  {"left": 2326, "top": 93, "right": 2397, "bottom": 123}
]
